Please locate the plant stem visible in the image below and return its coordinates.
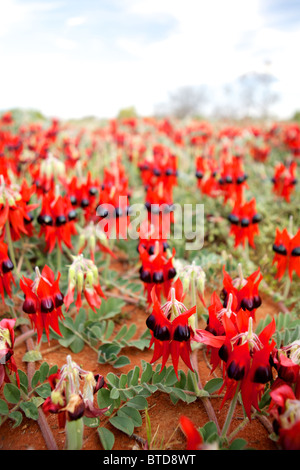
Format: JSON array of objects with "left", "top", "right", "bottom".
[
  {"left": 221, "top": 382, "right": 241, "bottom": 439},
  {"left": 283, "top": 275, "right": 291, "bottom": 301},
  {"left": 5, "top": 219, "right": 17, "bottom": 272},
  {"left": 56, "top": 245, "right": 62, "bottom": 273}
]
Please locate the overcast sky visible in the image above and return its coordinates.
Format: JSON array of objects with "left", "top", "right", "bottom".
[{"left": 0, "top": 0, "right": 299, "bottom": 120}]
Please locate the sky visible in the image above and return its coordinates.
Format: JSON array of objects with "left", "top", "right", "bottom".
[{"left": 0, "top": 0, "right": 299, "bottom": 120}]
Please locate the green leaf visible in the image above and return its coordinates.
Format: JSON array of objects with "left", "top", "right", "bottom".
[
  {"left": 203, "top": 378, "right": 223, "bottom": 394},
  {"left": 39, "top": 362, "right": 50, "bottom": 383},
  {"left": 127, "top": 395, "right": 148, "bottom": 410},
  {"left": 31, "top": 370, "right": 40, "bottom": 389},
  {"left": 98, "top": 427, "right": 115, "bottom": 450},
  {"left": 35, "top": 383, "right": 51, "bottom": 398},
  {"left": 69, "top": 335, "right": 85, "bottom": 354},
  {"left": 113, "top": 356, "right": 131, "bottom": 368},
  {"left": 109, "top": 415, "right": 134, "bottom": 436},
  {"left": 141, "top": 362, "right": 153, "bottom": 383},
  {"left": 9, "top": 410, "right": 23, "bottom": 428},
  {"left": 4, "top": 383, "right": 21, "bottom": 404},
  {"left": 229, "top": 438, "right": 247, "bottom": 450},
  {"left": 97, "top": 388, "right": 114, "bottom": 410},
  {"left": 110, "top": 388, "right": 120, "bottom": 400},
  {"left": 22, "top": 350, "right": 43, "bottom": 363},
  {"left": 118, "top": 406, "right": 142, "bottom": 427},
  {"left": 18, "top": 369, "right": 28, "bottom": 392},
  {"left": 0, "top": 399, "right": 9, "bottom": 415},
  {"left": 20, "top": 401, "right": 39, "bottom": 420}
]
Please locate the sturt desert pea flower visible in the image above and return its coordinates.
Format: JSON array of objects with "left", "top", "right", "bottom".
[
  {"left": 269, "top": 383, "right": 300, "bottom": 450},
  {"left": 218, "top": 312, "right": 276, "bottom": 420},
  {"left": 42, "top": 355, "right": 109, "bottom": 449},
  {"left": 272, "top": 225, "right": 300, "bottom": 281},
  {"left": 67, "top": 171, "right": 100, "bottom": 222},
  {"left": 138, "top": 146, "right": 178, "bottom": 191},
  {"left": 20, "top": 265, "right": 64, "bottom": 343},
  {"left": 145, "top": 280, "right": 196, "bottom": 379},
  {"left": 0, "top": 175, "right": 38, "bottom": 241},
  {"left": 218, "top": 155, "right": 248, "bottom": 205},
  {"left": 37, "top": 187, "right": 77, "bottom": 253},
  {"left": 0, "top": 241, "right": 15, "bottom": 303},
  {"left": 283, "top": 123, "right": 300, "bottom": 157},
  {"left": 195, "top": 155, "right": 220, "bottom": 198},
  {"left": 139, "top": 241, "right": 176, "bottom": 305},
  {"left": 77, "top": 221, "right": 116, "bottom": 262},
  {"left": 227, "top": 197, "right": 262, "bottom": 248},
  {"left": 145, "top": 182, "right": 175, "bottom": 235},
  {"left": 202, "top": 291, "right": 237, "bottom": 373},
  {"left": 272, "top": 161, "right": 297, "bottom": 202},
  {"left": 221, "top": 264, "right": 263, "bottom": 320},
  {"left": 64, "top": 254, "right": 106, "bottom": 313},
  {"left": 137, "top": 219, "right": 170, "bottom": 257},
  {"left": 0, "top": 318, "right": 19, "bottom": 388},
  {"left": 271, "top": 340, "right": 300, "bottom": 388}
]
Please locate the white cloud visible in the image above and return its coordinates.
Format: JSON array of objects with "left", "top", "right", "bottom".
[{"left": 66, "top": 16, "right": 87, "bottom": 27}]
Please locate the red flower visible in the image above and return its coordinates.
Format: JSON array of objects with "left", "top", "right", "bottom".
[
  {"left": 0, "top": 318, "right": 19, "bottom": 388},
  {"left": 42, "top": 355, "right": 108, "bottom": 429},
  {"left": 0, "top": 241, "right": 15, "bottom": 303},
  {"left": 37, "top": 190, "right": 77, "bottom": 253},
  {"left": 66, "top": 171, "right": 100, "bottom": 222},
  {"left": 180, "top": 416, "right": 203, "bottom": 450},
  {"left": 272, "top": 227, "right": 300, "bottom": 281},
  {"left": 221, "top": 264, "right": 263, "bottom": 320},
  {"left": 269, "top": 384, "right": 300, "bottom": 450},
  {"left": 20, "top": 265, "right": 64, "bottom": 343},
  {"left": 272, "top": 161, "right": 297, "bottom": 202},
  {"left": 139, "top": 242, "right": 176, "bottom": 305},
  {"left": 146, "top": 282, "right": 196, "bottom": 379},
  {"left": 271, "top": 341, "right": 300, "bottom": 386},
  {"left": 219, "top": 313, "right": 276, "bottom": 420},
  {"left": 0, "top": 176, "right": 38, "bottom": 241},
  {"left": 228, "top": 198, "right": 262, "bottom": 248}
]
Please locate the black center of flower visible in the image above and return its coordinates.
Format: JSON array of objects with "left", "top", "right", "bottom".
[
  {"left": 68, "top": 210, "right": 77, "bottom": 221},
  {"left": 2, "top": 259, "right": 14, "bottom": 273},
  {"left": 80, "top": 198, "right": 90, "bottom": 208},
  {"left": 252, "top": 213, "right": 262, "bottom": 224},
  {"left": 228, "top": 214, "right": 239, "bottom": 225},
  {"left": 70, "top": 195, "right": 77, "bottom": 205},
  {"left": 54, "top": 292, "right": 64, "bottom": 308},
  {"left": 55, "top": 215, "right": 67, "bottom": 226},
  {"left": 139, "top": 268, "right": 152, "bottom": 283},
  {"left": 227, "top": 360, "right": 245, "bottom": 381},
  {"left": 195, "top": 171, "right": 204, "bottom": 179},
  {"left": 240, "top": 217, "right": 250, "bottom": 227},
  {"left": 23, "top": 298, "right": 37, "bottom": 314},
  {"left": 146, "top": 313, "right": 156, "bottom": 331},
  {"left": 253, "top": 364, "right": 272, "bottom": 384},
  {"left": 167, "top": 267, "right": 176, "bottom": 280},
  {"left": 40, "top": 297, "right": 54, "bottom": 313},
  {"left": 89, "top": 187, "right": 98, "bottom": 196},
  {"left": 173, "top": 324, "right": 190, "bottom": 342},
  {"left": 291, "top": 246, "right": 300, "bottom": 257},
  {"left": 272, "top": 244, "right": 287, "bottom": 255},
  {"left": 152, "top": 271, "right": 164, "bottom": 283},
  {"left": 153, "top": 324, "right": 170, "bottom": 341}
]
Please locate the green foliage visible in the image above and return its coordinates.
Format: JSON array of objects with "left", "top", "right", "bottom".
[{"left": 0, "top": 362, "right": 57, "bottom": 428}]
